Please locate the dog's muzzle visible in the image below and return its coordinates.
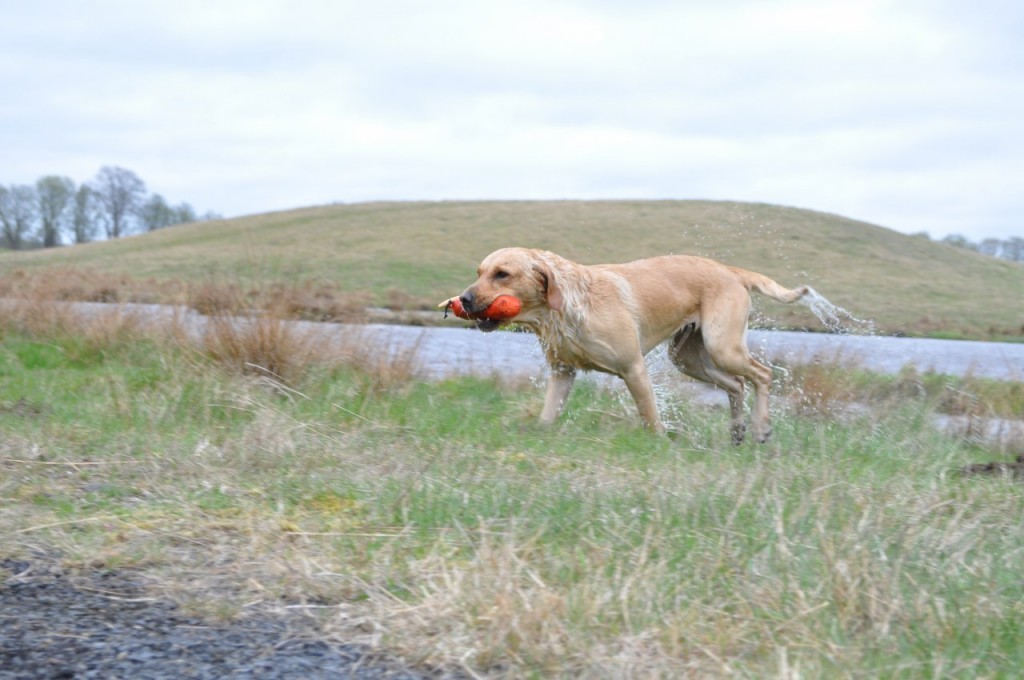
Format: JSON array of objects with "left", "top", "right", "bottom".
[{"left": 476, "top": 318, "right": 501, "bottom": 333}]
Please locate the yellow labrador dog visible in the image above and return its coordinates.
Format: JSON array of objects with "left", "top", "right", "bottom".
[{"left": 457, "top": 247, "right": 810, "bottom": 443}]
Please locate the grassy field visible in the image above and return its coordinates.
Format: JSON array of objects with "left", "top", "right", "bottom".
[
  {"left": 3, "top": 298, "right": 1023, "bottom": 677},
  {"left": 2, "top": 200, "right": 1023, "bottom": 340}
]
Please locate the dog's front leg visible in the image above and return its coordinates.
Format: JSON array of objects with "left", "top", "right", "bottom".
[
  {"left": 622, "top": 360, "right": 666, "bottom": 434},
  {"left": 540, "top": 364, "right": 576, "bottom": 425}
]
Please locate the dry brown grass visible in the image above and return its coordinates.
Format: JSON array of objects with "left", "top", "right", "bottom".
[
  {"left": 0, "top": 273, "right": 419, "bottom": 390},
  {"left": 775, "top": 355, "right": 1024, "bottom": 453},
  {"left": 186, "top": 279, "right": 370, "bottom": 322},
  {"left": 0, "top": 267, "right": 174, "bottom": 305},
  {"left": 776, "top": 354, "right": 861, "bottom": 419},
  {"left": 195, "top": 313, "right": 422, "bottom": 390},
  {"left": 0, "top": 267, "right": 371, "bottom": 324},
  {"left": 0, "top": 292, "right": 145, "bottom": 351},
  {"left": 200, "top": 313, "right": 322, "bottom": 386}
]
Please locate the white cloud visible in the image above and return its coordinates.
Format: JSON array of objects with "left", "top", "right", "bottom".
[{"left": 1, "top": 0, "right": 1021, "bottom": 238}]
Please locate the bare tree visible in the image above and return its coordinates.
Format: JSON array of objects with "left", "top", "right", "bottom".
[
  {"left": 0, "top": 186, "right": 8, "bottom": 249},
  {"left": 91, "top": 166, "right": 146, "bottom": 239},
  {"left": 1004, "top": 237, "right": 1024, "bottom": 263},
  {"left": 0, "top": 186, "right": 10, "bottom": 248},
  {"left": 138, "top": 193, "right": 175, "bottom": 231},
  {"left": 3, "top": 168, "right": 217, "bottom": 247},
  {"left": 0, "top": 185, "right": 38, "bottom": 250},
  {"left": 174, "top": 202, "right": 198, "bottom": 224},
  {"left": 977, "top": 238, "right": 1003, "bottom": 258},
  {"left": 139, "top": 195, "right": 203, "bottom": 231},
  {"left": 71, "top": 184, "right": 99, "bottom": 244},
  {"left": 941, "top": 233, "right": 976, "bottom": 250},
  {"left": 36, "top": 175, "right": 76, "bottom": 248}
]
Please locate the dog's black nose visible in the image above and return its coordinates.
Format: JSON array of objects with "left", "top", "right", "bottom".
[{"left": 459, "top": 292, "right": 475, "bottom": 312}]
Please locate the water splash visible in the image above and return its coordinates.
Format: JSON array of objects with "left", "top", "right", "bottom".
[
  {"left": 643, "top": 350, "right": 723, "bottom": 441},
  {"left": 634, "top": 287, "right": 877, "bottom": 437},
  {"left": 799, "top": 287, "right": 876, "bottom": 335}
]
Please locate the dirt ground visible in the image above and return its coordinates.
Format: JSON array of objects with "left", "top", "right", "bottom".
[
  {"left": 957, "top": 453, "right": 1024, "bottom": 480},
  {"left": 0, "top": 558, "right": 455, "bottom": 680}
]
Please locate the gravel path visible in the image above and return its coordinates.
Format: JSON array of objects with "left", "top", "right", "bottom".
[{"left": 0, "top": 560, "right": 448, "bottom": 680}]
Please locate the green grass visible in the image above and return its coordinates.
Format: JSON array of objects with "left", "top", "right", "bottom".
[
  {"left": 3, "top": 308, "right": 1024, "bottom": 676},
  {"left": 3, "top": 200, "right": 1023, "bottom": 339}
]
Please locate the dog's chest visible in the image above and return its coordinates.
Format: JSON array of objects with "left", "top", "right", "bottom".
[{"left": 537, "top": 327, "right": 613, "bottom": 374}]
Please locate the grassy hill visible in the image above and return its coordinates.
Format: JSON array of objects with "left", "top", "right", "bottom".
[{"left": 2, "top": 200, "right": 1022, "bottom": 340}]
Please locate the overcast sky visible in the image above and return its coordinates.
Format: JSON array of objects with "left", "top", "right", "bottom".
[{"left": 2, "top": 0, "right": 1022, "bottom": 240}]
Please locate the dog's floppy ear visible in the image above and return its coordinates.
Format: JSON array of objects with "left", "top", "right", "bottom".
[{"left": 534, "top": 261, "right": 564, "bottom": 312}]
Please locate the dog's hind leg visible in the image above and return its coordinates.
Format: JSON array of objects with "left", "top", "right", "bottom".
[
  {"left": 697, "top": 324, "right": 775, "bottom": 444},
  {"left": 669, "top": 325, "right": 747, "bottom": 444}
]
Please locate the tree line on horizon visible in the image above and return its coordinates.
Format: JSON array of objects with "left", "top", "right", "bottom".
[
  {"left": 4, "top": 174, "right": 1021, "bottom": 265},
  {"left": 936, "top": 232, "right": 1024, "bottom": 263},
  {"left": 0, "top": 166, "right": 220, "bottom": 250}
]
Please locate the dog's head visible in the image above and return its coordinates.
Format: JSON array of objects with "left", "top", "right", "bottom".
[{"left": 459, "top": 247, "right": 564, "bottom": 332}]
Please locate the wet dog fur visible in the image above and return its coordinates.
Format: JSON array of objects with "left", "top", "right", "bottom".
[{"left": 458, "top": 247, "right": 810, "bottom": 443}]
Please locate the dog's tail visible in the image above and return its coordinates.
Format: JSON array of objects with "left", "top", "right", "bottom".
[{"left": 732, "top": 267, "right": 810, "bottom": 304}]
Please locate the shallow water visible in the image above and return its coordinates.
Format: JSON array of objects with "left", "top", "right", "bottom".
[
  {"left": 368, "top": 324, "right": 1023, "bottom": 382},
  {"left": 53, "top": 301, "right": 1024, "bottom": 382}
]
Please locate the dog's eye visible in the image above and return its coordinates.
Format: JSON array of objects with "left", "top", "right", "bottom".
[{"left": 493, "top": 270, "right": 510, "bottom": 280}]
